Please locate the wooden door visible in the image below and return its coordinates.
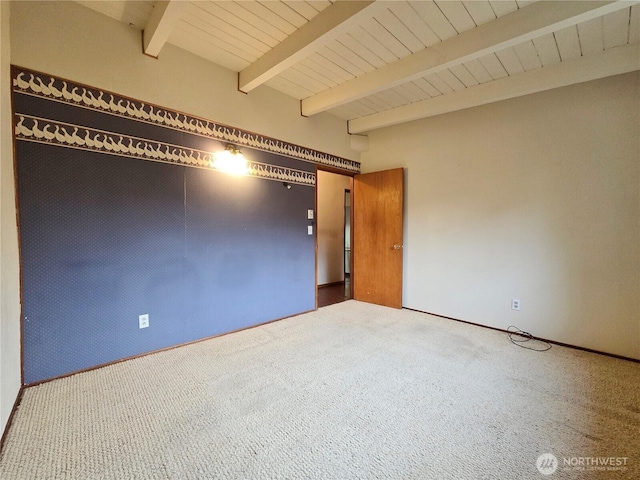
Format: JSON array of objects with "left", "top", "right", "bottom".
[{"left": 353, "top": 168, "right": 403, "bottom": 308}]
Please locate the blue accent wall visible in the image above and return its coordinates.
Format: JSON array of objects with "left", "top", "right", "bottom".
[{"left": 14, "top": 70, "right": 317, "bottom": 384}]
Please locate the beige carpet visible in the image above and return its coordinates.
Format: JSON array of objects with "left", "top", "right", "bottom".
[{"left": 1, "top": 301, "right": 638, "bottom": 479}]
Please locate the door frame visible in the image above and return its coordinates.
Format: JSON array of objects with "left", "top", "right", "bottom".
[{"left": 315, "top": 165, "right": 354, "bottom": 310}]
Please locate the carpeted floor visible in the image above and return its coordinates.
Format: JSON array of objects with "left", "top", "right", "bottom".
[{"left": 1, "top": 301, "right": 638, "bottom": 479}]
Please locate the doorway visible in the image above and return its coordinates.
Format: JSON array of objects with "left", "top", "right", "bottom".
[
  {"left": 344, "top": 188, "right": 351, "bottom": 298},
  {"left": 316, "top": 170, "right": 352, "bottom": 308}
]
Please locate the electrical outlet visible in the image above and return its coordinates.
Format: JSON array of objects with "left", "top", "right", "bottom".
[
  {"left": 511, "top": 299, "right": 521, "bottom": 311},
  {"left": 139, "top": 314, "right": 149, "bottom": 329},
  {"left": 307, "top": 209, "right": 314, "bottom": 220},
  {"left": 308, "top": 225, "right": 313, "bottom": 235}
]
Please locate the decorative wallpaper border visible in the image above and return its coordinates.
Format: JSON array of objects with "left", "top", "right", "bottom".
[
  {"left": 12, "top": 68, "right": 360, "bottom": 174},
  {"left": 15, "top": 115, "right": 316, "bottom": 186}
]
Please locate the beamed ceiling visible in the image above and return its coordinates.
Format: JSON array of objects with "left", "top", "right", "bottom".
[{"left": 77, "top": 0, "right": 640, "bottom": 133}]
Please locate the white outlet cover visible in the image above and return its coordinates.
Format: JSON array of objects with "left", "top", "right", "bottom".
[
  {"left": 307, "top": 225, "right": 313, "bottom": 235},
  {"left": 511, "top": 299, "right": 521, "bottom": 311},
  {"left": 139, "top": 314, "right": 149, "bottom": 328},
  {"left": 307, "top": 209, "right": 314, "bottom": 220}
]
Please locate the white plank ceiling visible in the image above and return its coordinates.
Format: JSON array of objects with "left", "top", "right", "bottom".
[{"left": 77, "top": 0, "right": 640, "bottom": 133}]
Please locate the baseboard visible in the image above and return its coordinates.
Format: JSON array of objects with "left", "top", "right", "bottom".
[
  {"left": 0, "top": 386, "right": 24, "bottom": 455},
  {"left": 405, "top": 308, "right": 640, "bottom": 364},
  {"left": 318, "top": 281, "right": 345, "bottom": 288},
  {"left": 25, "top": 308, "right": 316, "bottom": 388}
]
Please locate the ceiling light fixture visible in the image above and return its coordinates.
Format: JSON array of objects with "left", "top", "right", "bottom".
[{"left": 211, "top": 144, "right": 249, "bottom": 176}]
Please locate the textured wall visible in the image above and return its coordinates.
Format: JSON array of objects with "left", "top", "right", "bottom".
[
  {"left": 362, "top": 73, "right": 640, "bottom": 360},
  {"left": 8, "top": 0, "right": 362, "bottom": 387},
  {"left": 14, "top": 68, "right": 321, "bottom": 384},
  {"left": 1, "top": 0, "right": 22, "bottom": 436}
]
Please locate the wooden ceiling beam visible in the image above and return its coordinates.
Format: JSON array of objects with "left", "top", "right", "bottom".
[
  {"left": 238, "top": 1, "right": 381, "bottom": 93},
  {"left": 348, "top": 43, "right": 640, "bottom": 133},
  {"left": 143, "top": 0, "right": 187, "bottom": 58},
  {"left": 303, "top": 0, "right": 634, "bottom": 116}
]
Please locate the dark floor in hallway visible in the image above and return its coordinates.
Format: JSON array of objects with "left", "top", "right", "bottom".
[{"left": 318, "top": 276, "right": 351, "bottom": 308}]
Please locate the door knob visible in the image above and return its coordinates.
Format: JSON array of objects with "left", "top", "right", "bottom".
[{"left": 393, "top": 244, "right": 403, "bottom": 250}]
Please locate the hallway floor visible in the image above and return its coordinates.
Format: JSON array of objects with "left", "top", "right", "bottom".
[{"left": 317, "top": 276, "right": 351, "bottom": 308}]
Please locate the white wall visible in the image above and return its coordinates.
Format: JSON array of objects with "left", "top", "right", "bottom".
[
  {"left": 1, "top": 0, "right": 22, "bottom": 435},
  {"left": 10, "top": 1, "right": 357, "bottom": 162},
  {"left": 362, "top": 72, "right": 640, "bottom": 360},
  {"left": 317, "top": 171, "right": 351, "bottom": 285}
]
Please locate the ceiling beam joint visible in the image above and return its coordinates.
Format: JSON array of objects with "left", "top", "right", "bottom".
[{"left": 143, "top": 0, "right": 186, "bottom": 58}]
